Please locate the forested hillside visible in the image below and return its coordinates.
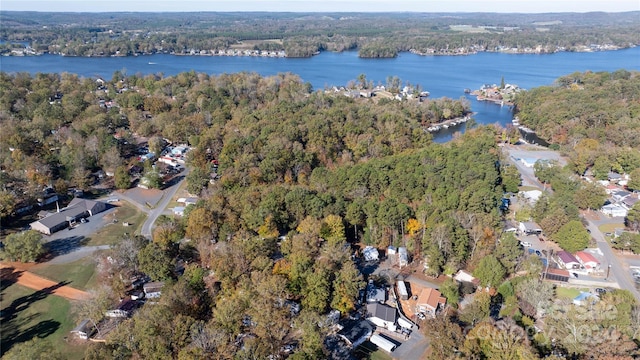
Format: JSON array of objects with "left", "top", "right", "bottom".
[
  {"left": 0, "top": 70, "right": 512, "bottom": 358},
  {"left": 1, "top": 12, "right": 638, "bottom": 58},
  {"left": 514, "top": 70, "right": 640, "bottom": 176}
]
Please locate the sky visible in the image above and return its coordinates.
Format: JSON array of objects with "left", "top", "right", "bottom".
[{"left": 1, "top": 0, "right": 639, "bottom": 13}]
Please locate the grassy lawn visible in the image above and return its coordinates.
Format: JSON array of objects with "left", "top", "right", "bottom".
[
  {"left": 29, "top": 257, "right": 98, "bottom": 291},
  {"left": 86, "top": 201, "right": 146, "bottom": 246},
  {"left": 0, "top": 282, "right": 87, "bottom": 359},
  {"left": 354, "top": 341, "right": 393, "bottom": 360},
  {"left": 555, "top": 286, "right": 587, "bottom": 300},
  {"left": 598, "top": 223, "right": 624, "bottom": 236}
]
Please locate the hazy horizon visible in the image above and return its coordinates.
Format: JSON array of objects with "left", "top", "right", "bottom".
[{"left": 2, "top": 0, "right": 639, "bottom": 13}]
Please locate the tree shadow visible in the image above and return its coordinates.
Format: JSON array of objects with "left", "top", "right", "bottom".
[
  {"left": 0, "top": 267, "right": 23, "bottom": 293},
  {"left": 43, "top": 235, "right": 89, "bottom": 258},
  {"left": 0, "top": 277, "right": 68, "bottom": 356}
]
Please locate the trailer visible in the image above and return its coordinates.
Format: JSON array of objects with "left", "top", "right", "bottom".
[
  {"left": 370, "top": 334, "right": 396, "bottom": 353},
  {"left": 397, "top": 280, "right": 408, "bottom": 300}
]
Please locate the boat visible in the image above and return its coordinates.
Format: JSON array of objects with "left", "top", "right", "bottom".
[
  {"left": 148, "top": 62, "right": 157, "bottom": 65},
  {"left": 442, "top": 124, "right": 449, "bottom": 129}
]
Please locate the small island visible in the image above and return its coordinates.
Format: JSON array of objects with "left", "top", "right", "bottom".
[{"left": 470, "top": 79, "right": 523, "bottom": 106}]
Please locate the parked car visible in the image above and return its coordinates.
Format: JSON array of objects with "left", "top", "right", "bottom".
[
  {"left": 572, "top": 272, "right": 579, "bottom": 278},
  {"left": 521, "top": 241, "right": 532, "bottom": 247}
]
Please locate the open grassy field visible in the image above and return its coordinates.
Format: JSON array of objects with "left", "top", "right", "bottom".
[
  {"left": 86, "top": 201, "right": 146, "bottom": 246},
  {"left": 29, "top": 257, "right": 98, "bottom": 291},
  {"left": 0, "top": 282, "right": 87, "bottom": 359}
]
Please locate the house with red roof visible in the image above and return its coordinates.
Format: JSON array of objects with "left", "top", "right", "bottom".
[{"left": 575, "top": 251, "right": 600, "bottom": 272}]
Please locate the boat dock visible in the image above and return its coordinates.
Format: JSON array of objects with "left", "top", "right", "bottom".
[{"left": 426, "top": 115, "right": 471, "bottom": 132}]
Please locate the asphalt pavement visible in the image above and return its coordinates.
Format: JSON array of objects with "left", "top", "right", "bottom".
[{"left": 141, "top": 168, "right": 189, "bottom": 238}]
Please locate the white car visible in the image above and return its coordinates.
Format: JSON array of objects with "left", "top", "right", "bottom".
[{"left": 521, "top": 241, "right": 532, "bottom": 247}]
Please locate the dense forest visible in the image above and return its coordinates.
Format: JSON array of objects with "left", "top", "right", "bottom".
[
  {"left": 1, "top": 12, "right": 639, "bottom": 58},
  {"left": 1, "top": 68, "right": 639, "bottom": 359},
  {"left": 514, "top": 70, "right": 640, "bottom": 177}
]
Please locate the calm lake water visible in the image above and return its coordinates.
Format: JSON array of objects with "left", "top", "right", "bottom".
[{"left": 2, "top": 47, "right": 639, "bottom": 142}]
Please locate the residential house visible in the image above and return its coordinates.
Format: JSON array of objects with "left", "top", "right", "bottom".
[
  {"left": 607, "top": 172, "right": 623, "bottom": 183},
  {"left": 143, "top": 281, "right": 165, "bottom": 299},
  {"left": 173, "top": 206, "right": 185, "bottom": 217},
  {"left": 575, "top": 251, "right": 600, "bottom": 272},
  {"left": 454, "top": 270, "right": 480, "bottom": 287},
  {"left": 519, "top": 221, "right": 543, "bottom": 235},
  {"left": 414, "top": 287, "right": 446, "bottom": 317},
  {"left": 556, "top": 251, "right": 580, "bottom": 269},
  {"left": 366, "top": 303, "right": 397, "bottom": 330},
  {"left": 105, "top": 297, "right": 138, "bottom": 318},
  {"left": 71, "top": 319, "right": 94, "bottom": 340},
  {"left": 622, "top": 195, "right": 639, "bottom": 210},
  {"left": 366, "top": 281, "right": 386, "bottom": 303},
  {"left": 30, "top": 198, "right": 107, "bottom": 235},
  {"left": 601, "top": 204, "right": 628, "bottom": 217},
  {"left": 337, "top": 319, "right": 373, "bottom": 348},
  {"left": 612, "top": 190, "right": 631, "bottom": 203}
]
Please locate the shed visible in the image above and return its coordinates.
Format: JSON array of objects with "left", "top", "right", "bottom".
[
  {"left": 543, "top": 268, "right": 570, "bottom": 282},
  {"left": 398, "top": 247, "right": 409, "bottom": 267},
  {"left": 370, "top": 334, "right": 396, "bottom": 353},
  {"left": 363, "top": 246, "right": 379, "bottom": 262},
  {"left": 387, "top": 246, "right": 397, "bottom": 255}
]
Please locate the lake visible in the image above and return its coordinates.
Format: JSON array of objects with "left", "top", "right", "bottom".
[{"left": 1, "top": 47, "right": 639, "bottom": 142}]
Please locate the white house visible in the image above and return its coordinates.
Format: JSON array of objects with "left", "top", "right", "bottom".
[
  {"left": 575, "top": 251, "right": 600, "bottom": 272},
  {"left": 366, "top": 303, "right": 397, "bottom": 331},
  {"left": 601, "top": 204, "right": 628, "bottom": 217},
  {"left": 519, "top": 221, "right": 542, "bottom": 235}
]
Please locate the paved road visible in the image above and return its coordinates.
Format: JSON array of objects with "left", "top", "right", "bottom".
[
  {"left": 586, "top": 219, "right": 640, "bottom": 302},
  {"left": 47, "top": 245, "right": 111, "bottom": 265},
  {"left": 141, "top": 168, "right": 189, "bottom": 238},
  {"left": 503, "top": 144, "right": 640, "bottom": 302}
]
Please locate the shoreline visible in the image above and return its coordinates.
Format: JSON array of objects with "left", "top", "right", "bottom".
[{"left": 2, "top": 44, "right": 636, "bottom": 59}]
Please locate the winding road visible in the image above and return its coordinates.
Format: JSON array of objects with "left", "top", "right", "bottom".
[{"left": 140, "top": 168, "right": 189, "bottom": 238}]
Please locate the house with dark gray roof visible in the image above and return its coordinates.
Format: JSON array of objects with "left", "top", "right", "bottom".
[
  {"left": 30, "top": 198, "right": 107, "bottom": 235},
  {"left": 366, "top": 303, "right": 397, "bottom": 330}
]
